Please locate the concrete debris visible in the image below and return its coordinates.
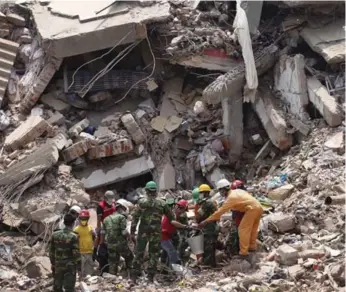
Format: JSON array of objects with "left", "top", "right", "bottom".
[
  {"left": 68, "top": 118, "right": 90, "bottom": 137},
  {"left": 300, "top": 18, "right": 345, "bottom": 64},
  {"left": 268, "top": 184, "right": 294, "bottom": 201},
  {"left": 6, "top": 13, "right": 26, "bottom": 27},
  {"left": 87, "top": 138, "right": 133, "bottom": 160},
  {"left": 324, "top": 132, "right": 344, "bottom": 150},
  {"left": 4, "top": 116, "right": 50, "bottom": 151},
  {"left": 40, "top": 91, "right": 71, "bottom": 112},
  {"left": 277, "top": 244, "right": 298, "bottom": 265},
  {"left": 274, "top": 54, "right": 309, "bottom": 120},
  {"left": 121, "top": 113, "right": 145, "bottom": 145},
  {"left": 0, "top": 109, "right": 10, "bottom": 131},
  {"left": 268, "top": 213, "right": 296, "bottom": 233},
  {"left": 307, "top": 77, "right": 342, "bottom": 127}
]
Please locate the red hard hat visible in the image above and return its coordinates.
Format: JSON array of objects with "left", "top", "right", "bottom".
[
  {"left": 177, "top": 199, "right": 188, "bottom": 209},
  {"left": 79, "top": 209, "right": 90, "bottom": 218},
  {"left": 231, "top": 180, "right": 245, "bottom": 190}
]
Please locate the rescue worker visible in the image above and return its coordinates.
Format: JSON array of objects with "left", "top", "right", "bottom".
[
  {"left": 198, "top": 183, "right": 263, "bottom": 261},
  {"left": 101, "top": 200, "right": 133, "bottom": 276},
  {"left": 50, "top": 213, "right": 81, "bottom": 292},
  {"left": 161, "top": 199, "right": 191, "bottom": 266},
  {"left": 58, "top": 205, "right": 81, "bottom": 230},
  {"left": 131, "top": 181, "right": 187, "bottom": 282},
  {"left": 96, "top": 190, "right": 116, "bottom": 274},
  {"left": 192, "top": 188, "right": 200, "bottom": 218},
  {"left": 195, "top": 184, "right": 218, "bottom": 267},
  {"left": 73, "top": 210, "right": 96, "bottom": 278},
  {"left": 175, "top": 200, "right": 190, "bottom": 262}
]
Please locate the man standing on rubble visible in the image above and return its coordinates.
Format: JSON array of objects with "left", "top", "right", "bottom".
[
  {"left": 57, "top": 205, "right": 81, "bottom": 230},
  {"left": 96, "top": 190, "right": 116, "bottom": 274},
  {"left": 131, "top": 181, "right": 187, "bottom": 282},
  {"left": 198, "top": 182, "right": 263, "bottom": 261},
  {"left": 101, "top": 200, "right": 133, "bottom": 276},
  {"left": 195, "top": 184, "right": 218, "bottom": 267},
  {"left": 50, "top": 213, "right": 81, "bottom": 292}
]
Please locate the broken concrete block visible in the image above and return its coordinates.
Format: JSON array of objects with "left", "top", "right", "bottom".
[
  {"left": 165, "top": 115, "right": 183, "bottom": 133},
  {"left": 30, "top": 206, "right": 55, "bottom": 222},
  {"left": 253, "top": 86, "right": 293, "bottom": 150},
  {"left": 78, "top": 155, "right": 155, "bottom": 189},
  {"left": 160, "top": 78, "right": 183, "bottom": 117},
  {"left": 6, "top": 13, "right": 26, "bottom": 27},
  {"left": 268, "top": 184, "right": 294, "bottom": 201},
  {"left": 289, "top": 118, "right": 310, "bottom": 136},
  {"left": 269, "top": 213, "right": 296, "bottom": 233},
  {"left": 40, "top": 91, "right": 70, "bottom": 112},
  {"left": 324, "top": 132, "right": 344, "bottom": 151},
  {"left": 277, "top": 244, "right": 298, "bottom": 265},
  {"left": 87, "top": 138, "right": 134, "bottom": 160},
  {"left": 25, "top": 256, "right": 51, "bottom": 278},
  {"left": 47, "top": 111, "right": 65, "bottom": 125},
  {"left": 158, "top": 160, "right": 176, "bottom": 191},
  {"left": 307, "top": 77, "right": 342, "bottom": 127},
  {"left": 206, "top": 167, "right": 226, "bottom": 188},
  {"left": 0, "top": 29, "right": 10, "bottom": 38},
  {"left": 121, "top": 113, "right": 145, "bottom": 145},
  {"left": 61, "top": 140, "right": 91, "bottom": 162},
  {"left": 4, "top": 116, "right": 49, "bottom": 151},
  {"left": 300, "top": 19, "right": 345, "bottom": 64},
  {"left": 0, "top": 110, "right": 10, "bottom": 131},
  {"left": 288, "top": 264, "right": 304, "bottom": 279},
  {"left": 151, "top": 116, "right": 167, "bottom": 132},
  {"left": 274, "top": 54, "right": 309, "bottom": 120},
  {"left": 251, "top": 134, "right": 263, "bottom": 145},
  {"left": 68, "top": 118, "right": 90, "bottom": 137}
]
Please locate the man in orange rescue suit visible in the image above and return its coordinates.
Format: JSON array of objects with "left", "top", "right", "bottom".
[{"left": 198, "top": 186, "right": 263, "bottom": 261}]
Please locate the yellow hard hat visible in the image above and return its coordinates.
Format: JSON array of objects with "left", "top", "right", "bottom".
[{"left": 199, "top": 184, "right": 211, "bottom": 193}]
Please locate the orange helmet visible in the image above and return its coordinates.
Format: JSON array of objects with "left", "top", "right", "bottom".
[
  {"left": 231, "top": 180, "right": 245, "bottom": 190},
  {"left": 79, "top": 209, "right": 90, "bottom": 219}
]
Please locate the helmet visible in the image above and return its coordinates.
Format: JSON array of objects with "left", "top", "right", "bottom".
[
  {"left": 177, "top": 199, "right": 188, "bottom": 209},
  {"left": 115, "top": 200, "right": 129, "bottom": 213},
  {"left": 199, "top": 184, "right": 211, "bottom": 193},
  {"left": 105, "top": 190, "right": 115, "bottom": 200},
  {"left": 231, "top": 180, "right": 245, "bottom": 190},
  {"left": 79, "top": 209, "right": 90, "bottom": 218},
  {"left": 216, "top": 179, "right": 231, "bottom": 190},
  {"left": 145, "top": 181, "right": 157, "bottom": 191},
  {"left": 192, "top": 188, "right": 199, "bottom": 202},
  {"left": 70, "top": 205, "right": 81, "bottom": 214}
]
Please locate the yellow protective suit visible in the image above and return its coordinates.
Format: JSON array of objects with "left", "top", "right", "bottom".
[{"left": 205, "top": 189, "right": 263, "bottom": 255}]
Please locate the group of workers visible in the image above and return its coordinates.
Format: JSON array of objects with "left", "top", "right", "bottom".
[{"left": 49, "top": 178, "right": 263, "bottom": 291}]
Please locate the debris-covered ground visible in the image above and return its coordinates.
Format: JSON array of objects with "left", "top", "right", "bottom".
[{"left": 0, "top": 0, "right": 345, "bottom": 291}]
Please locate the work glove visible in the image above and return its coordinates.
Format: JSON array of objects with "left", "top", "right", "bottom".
[{"left": 92, "top": 247, "right": 97, "bottom": 262}]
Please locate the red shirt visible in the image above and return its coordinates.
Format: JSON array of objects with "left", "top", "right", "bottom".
[
  {"left": 98, "top": 201, "right": 116, "bottom": 222},
  {"left": 161, "top": 215, "right": 176, "bottom": 241}
]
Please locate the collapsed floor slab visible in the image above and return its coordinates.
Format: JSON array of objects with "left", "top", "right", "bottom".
[{"left": 76, "top": 155, "right": 155, "bottom": 189}]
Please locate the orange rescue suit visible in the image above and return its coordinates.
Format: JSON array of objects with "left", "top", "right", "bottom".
[{"left": 205, "top": 189, "right": 263, "bottom": 255}]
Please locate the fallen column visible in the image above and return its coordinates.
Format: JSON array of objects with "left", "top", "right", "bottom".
[
  {"left": 307, "top": 77, "right": 342, "bottom": 127},
  {"left": 252, "top": 85, "right": 293, "bottom": 150}
]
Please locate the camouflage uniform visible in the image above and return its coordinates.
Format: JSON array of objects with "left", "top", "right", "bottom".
[
  {"left": 50, "top": 228, "right": 81, "bottom": 292},
  {"left": 102, "top": 213, "right": 133, "bottom": 275},
  {"left": 131, "top": 197, "right": 174, "bottom": 278},
  {"left": 176, "top": 212, "right": 189, "bottom": 260},
  {"left": 197, "top": 199, "right": 218, "bottom": 267}
]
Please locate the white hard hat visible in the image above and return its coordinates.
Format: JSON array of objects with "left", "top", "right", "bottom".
[
  {"left": 70, "top": 205, "right": 81, "bottom": 214},
  {"left": 216, "top": 179, "right": 231, "bottom": 190}
]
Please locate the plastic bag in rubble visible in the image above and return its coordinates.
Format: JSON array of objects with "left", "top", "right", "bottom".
[
  {"left": 193, "top": 101, "right": 205, "bottom": 114},
  {"left": 233, "top": 0, "right": 258, "bottom": 102},
  {"left": 0, "top": 110, "right": 10, "bottom": 131},
  {"left": 266, "top": 173, "right": 287, "bottom": 190}
]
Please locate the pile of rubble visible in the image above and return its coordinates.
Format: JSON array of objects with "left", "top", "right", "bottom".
[{"left": 0, "top": 0, "right": 344, "bottom": 291}]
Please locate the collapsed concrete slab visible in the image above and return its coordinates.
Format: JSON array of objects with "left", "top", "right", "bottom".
[
  {"left": 274, "top": 54, "right": 309, "bottom": 120},
  {"left": 158, "top": 157, "right": 176, "bottom": 191},
  {"left": 77, "top": 155, "right": 155, "bottom": 189},
  {"left": 29, "top": 1, "right": 171, "bottom": 58},
  {"left": 307, "top": 77, "right": 342, "bottom": 127},
  {"left": 0, "top": 133, "right": 67, "bottom": 192},
  {"left": 253, "top": 86, "right": 293, "bottom": 150},
  {"left": 300, "top": 19, "right": 345, "bottom": 64},
  {"left": 4, "top": 116, "right": 50, "bottom": 151},
  {"left": 160, "top": 77, "right": 184, "bottom": 117}
]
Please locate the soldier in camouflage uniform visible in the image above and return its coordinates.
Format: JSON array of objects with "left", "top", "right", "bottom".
[
  {"left": 50, "top": 213, "right": 81, "bottom": 292},
  {"left": 175, "top": 200, "right": 189, "bottom": 261},
  {"left": 101, "top": 200, "right": 133, "bottom": 275},
  {"left": 195, "top": 184, "right": 218, "bottom": 267},
  {"left": 131, "top": 181, "right": 174, "bottom": 282}
]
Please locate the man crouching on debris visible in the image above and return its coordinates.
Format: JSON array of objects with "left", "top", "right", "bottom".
[
  {"left": 101, "top": 200, "right": 133, "bottom": 276},
  {"left": 131, "top": 181, "right": 178, "bottom": 283},
  {"left": 195, "top": 184, "right": 218, "bottom": 267},
  {"left": 198, "top": 181, "right": 263, "bottom": 262},
  {"left": 50, "top": 213, "right": 81, "bottom": 292}
]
